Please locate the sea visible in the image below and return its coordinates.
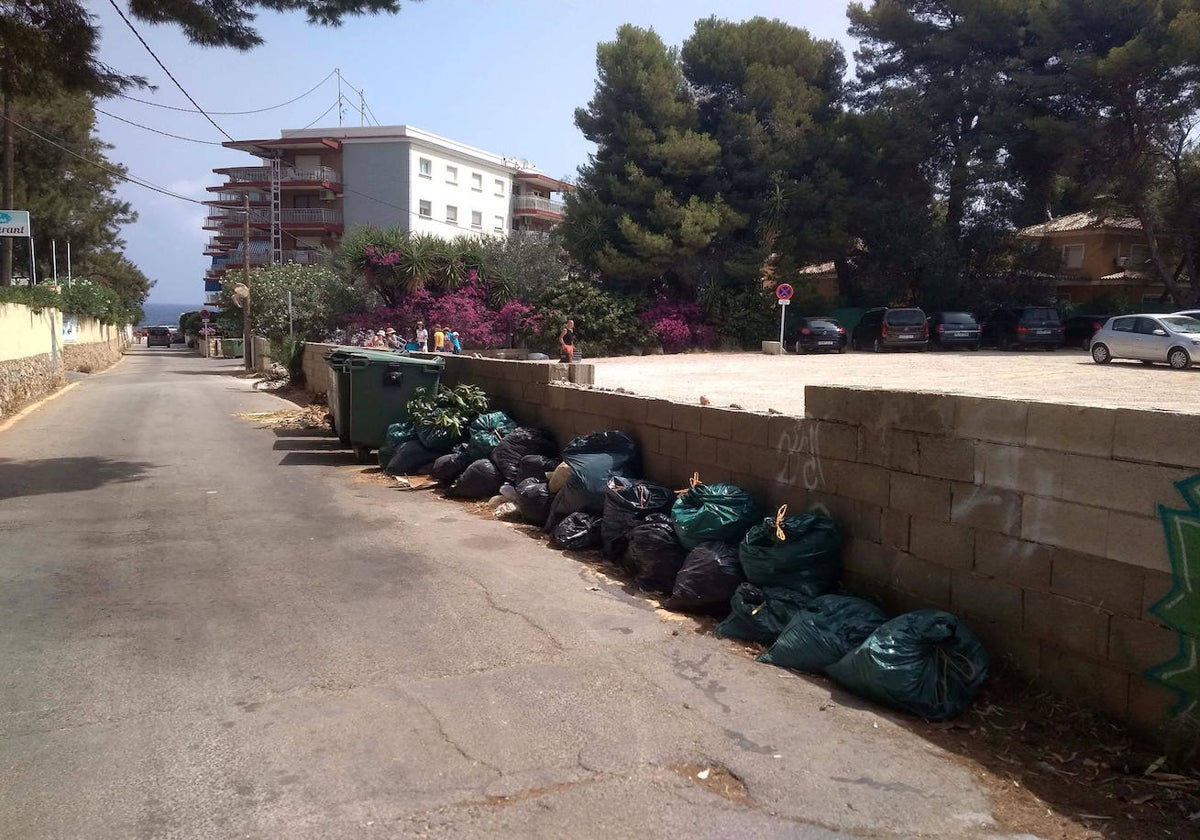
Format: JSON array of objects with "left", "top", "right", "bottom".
[{"left": 137, "top": 303, "right": 196, "bottom": 328}]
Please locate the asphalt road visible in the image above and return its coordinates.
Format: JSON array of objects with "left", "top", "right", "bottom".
[{"left": 1, "top": 346, "right": 1037, "bottom": 839}]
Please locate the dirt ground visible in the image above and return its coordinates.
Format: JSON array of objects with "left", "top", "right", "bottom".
[{"left": 589, "top": 347, "right": 1200, "bottom": 416}]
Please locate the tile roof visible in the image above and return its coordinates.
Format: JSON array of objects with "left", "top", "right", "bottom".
[{"left": 1016, "top": 211, "right": 1143, "bottom": 237}]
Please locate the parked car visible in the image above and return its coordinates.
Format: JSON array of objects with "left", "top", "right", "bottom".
[
  {"left": 1063, "top": 314, "right": 1110, "bottom": 349},
  {"left": 981, "top": 306, "right": 1065, "bottom": 350},
  {"left": 1089, "top": 314, "right": 1200, "bottom": 369},
  {"left": 1171, "top": 309, "right": 1200, "bottom": 321},
  {"left": 927, "top": 311, "right": 981, "bottom": 350},
  {"left": 169, "top": 328, "right": 185, "bottom": 344},
  {"left": 146, "top": 326, "right": 171, "bottom": 348},
  {"left": 850, "top": 307, "right": 929, "bottom": 352},
  {"left": 787, "top": 316, "right": 847, "bottom": 354}
]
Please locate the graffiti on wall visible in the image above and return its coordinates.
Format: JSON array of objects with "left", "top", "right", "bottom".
[
  {"left": 774, "top": 420, "right": 825, "bottom": 492},
  {"left": 1148, "top": 474, "right": 1200, "bottom": 717}
]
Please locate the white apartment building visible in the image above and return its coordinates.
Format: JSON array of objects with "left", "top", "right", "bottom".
[{"left": 202, "top": 125, "right": 572, "bottom": 304}]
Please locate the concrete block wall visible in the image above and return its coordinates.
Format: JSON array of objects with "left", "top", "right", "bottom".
[{"left": 299, "top": 347, "right": 1198, "bottom": 740}]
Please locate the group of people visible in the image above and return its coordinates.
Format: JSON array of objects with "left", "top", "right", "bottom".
[{"left": 361, "top": 320, "right": 461, "bottom": 354}]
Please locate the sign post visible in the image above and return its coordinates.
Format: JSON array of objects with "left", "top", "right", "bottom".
[
  {"left": 775, "top": 283, "right": 794, "bottom": 349},
  {"left": 200, "top": 308, "right": 211, "bottom": 358}
]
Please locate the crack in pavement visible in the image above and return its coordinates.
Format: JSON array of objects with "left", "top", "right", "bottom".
[
  {"left": 397, "top": 685, "right": 505, "bottom": 780},
  {"left": 458, "top": 571, "right": 565, "bottom": 652}
]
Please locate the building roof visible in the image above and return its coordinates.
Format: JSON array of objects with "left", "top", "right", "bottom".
[
  {"left": 224, "top": 124, "right": 565, "bottom": 184},
  {"left": 1016, "top": 211, "right": 1143, "bottom": 238}
]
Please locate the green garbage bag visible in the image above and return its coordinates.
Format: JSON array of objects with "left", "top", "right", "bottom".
[
  {"left": 416, "top": 418, "right": 465, "bottom": 453},
  {"left": 467, "top": 411, "right": 518, "bottom": 460},
  {"left": 377, "top": 422, "right": 418, "bottom": 469},
  {"left": 740, "top": 505, "right": 842, "bottom": 597},
  {"left": 824, "top": 610, "right": 990, "bottom": 721},
  {"left": 713, "top": 583, "right": 811, "bottom": 644},
  {"left": 757, "top": 594, "right": 887, "bottom": 672},
  {"left": 671, "top": 475, "right": 761, "bottom": 551}
]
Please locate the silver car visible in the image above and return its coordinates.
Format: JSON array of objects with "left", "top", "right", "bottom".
[{"left": 1090, "top": 314, "right": 1200, "bottom": 370}]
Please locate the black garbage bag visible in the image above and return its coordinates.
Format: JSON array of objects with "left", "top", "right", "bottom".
[
  {"left": 377, "top": 422, "right": 418, "bottom": 469},
  {"left": 551, "top": 511, "right": 603, "bottom": 551},
  {"left": 713, "top": 584, "right": 812, "bottom": 644},
  {"left": 663, "top": 541, "right": 745, "bottom": 615},
  {"left": 740, "top": 506, "right": 842, "bottom": 598},
  {"left": 824, "top": 610, "right": 990, "bottom": 721},
  {"left": 672, "top": 478, "right": 762, "bottom": 551},
  {"left": 447, "top": 458, "right": 504, "bottom": 499},
  {"left": 492, "top": 427, "right": 558, "bottom": 482},
  {"left": 757, "top": 595, "right": 888, "bottom": 672},
  {"left": 544, "top": 431, "right": 640, "bottom": 531},
  {"left": 514, "top": 478, "right": 556, "bottom": 526},
  {"left": 467, "top": 411, "right": 519, "bottom": 461},
  {"left": 417, "top": 421, "right": 465, "bottom": 453},
  {"left": 623, "top": 513, "right": 687, "bottom": 594},
  {"left": 601, "top": 477, "right": 674, "bottom": 560},
  {"left": 431, "top": 443, "right": 472, "bottom": 485},
  {"left": 515, "top": 454, "right": 561, "bottom": 484},
  {"left": 385, "top": 439, "right": 440, "bottom": 476}
]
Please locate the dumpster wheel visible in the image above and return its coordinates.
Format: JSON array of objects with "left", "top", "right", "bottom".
[{"left": 353, "top": 444, "right": 374, "bottom": 464}]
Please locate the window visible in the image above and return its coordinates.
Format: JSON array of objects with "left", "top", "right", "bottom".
[
  {"left": 418, "top": 199, "right": 431, "bottom": 218},
  {"left": 471, "top": 173, "right": 483, "bottom": 192},
  {"left": 1130, "top": 243, "right": 1151, "bottom": 266},
  {"left": 494, "top": 179, "right": 505, "bottom": 196},
  {"left": 419, "top": 158, "right": 432, "bottom": 178},
  {"left": 1111, "top": 317, "right": 1135, "bottom": 333},
  {"left": 446, "top": 205, "right": 458, "bottom": 225},
  {"left": 1061, "top": 243, "right": 1085, "bottom": 269},
  {"left": 1134, "top": 317, "right": 1162, "bottom": 335},
  {"left": 493, "top": 215, "right": 504, "bottom": 233},
  {"left": 471, "top": 210, "right": 483, "bottom": 229},
  {"left": 446, "top": 165, "right": 458, "bottom": 184},
  {"left": 293, "top": 194, "right": 319, "bottom": 209}
]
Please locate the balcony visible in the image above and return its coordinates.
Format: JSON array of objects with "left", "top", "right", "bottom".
[
  {"left": 207, "top": 207, "right": 343, "bottom": 237},
  {"left": 205, "top": 249, "right": 327, "bottom": 274},
  {"left": 512, "top": 195, "right": 566, "bottom": 218},
  {"left": 213, "top": 166, "right": 341, "bottom": 188}
]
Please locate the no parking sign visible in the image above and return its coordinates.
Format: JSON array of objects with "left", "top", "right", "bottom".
[{"left": 774, "top": 284, "right": 794, "bottom": 346}]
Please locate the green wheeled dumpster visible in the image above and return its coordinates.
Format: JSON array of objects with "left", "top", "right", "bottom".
[
  {"left": 325, "top": 347, "right": 361, "bottom": 445},
  {"left": 219, "top": 338, "right": 244, "bottom": 358},
  {"left": 328, "top": 348, "right": 444, "bottom": 462}
]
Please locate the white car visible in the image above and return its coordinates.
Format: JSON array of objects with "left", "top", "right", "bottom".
[{"left": 1090, "top": 314, "right": 1200, "bottom": 369}]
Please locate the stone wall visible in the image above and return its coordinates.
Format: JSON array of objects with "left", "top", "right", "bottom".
[
  {"left": 0, "top": 353, "right": 63, "bottom": 419},
  {"left": 300, "top": 346, "right": 1199, "bottom": 741},
  {"left": 62, "top": 335, "right": 123, "bottom": 373}
]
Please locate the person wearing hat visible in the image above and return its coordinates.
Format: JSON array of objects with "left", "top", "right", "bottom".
[
  {"left": 384, "top": 327, "right": 403, "bottom": 350},
  {"left": 365, "top": 329, "right": 387, "bottom": 349},
  {"left": 449, "top": 330, "right": 462, "bottom": 355},
  {"left": 415, "top": 321, "right": 428, "bottom": 352}
]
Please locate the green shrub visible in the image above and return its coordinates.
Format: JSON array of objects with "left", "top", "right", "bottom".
[{"left": 533, "top": 277, "right": 647, "bottom": 356}]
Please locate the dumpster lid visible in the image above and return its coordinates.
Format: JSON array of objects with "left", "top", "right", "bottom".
[{"left": 325, "top": 346, "right": 444, "bottom": 368}]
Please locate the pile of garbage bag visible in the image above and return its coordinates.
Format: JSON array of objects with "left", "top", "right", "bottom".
[{"left": 383, "top": 392, "right": 990, "bottom": 720}]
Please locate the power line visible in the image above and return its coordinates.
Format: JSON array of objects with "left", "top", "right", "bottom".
[
  {"left": 3, "top": 113, "right": 204, "bottom": 205},
  {"left": 106, "top": 0, "right": 234, "bottom": 142},
  {"left": 95, "top": 108, "right": 223, "bottom": 145},
  {"left": 303, "top": 101, "right": 339, "bottom": 130},
  {"left": 116, "top": 70, "right": 336, "bottom": 116}
]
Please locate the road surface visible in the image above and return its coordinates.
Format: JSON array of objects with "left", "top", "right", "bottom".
[{"left": 1, "top": 346, "right": 1037, "bottom": 839}]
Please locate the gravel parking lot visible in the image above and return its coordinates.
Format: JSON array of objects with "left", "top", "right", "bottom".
[{"left": 590, "top": 347, "right": 1199, "bottom": 416}]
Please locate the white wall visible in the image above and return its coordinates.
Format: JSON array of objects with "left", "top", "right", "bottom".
[
  {"left": 407, "top": 141, "right": 512, "bottom": 239},
  {"left": 0, "top": 303, "right": 60, "bottom": 362}
]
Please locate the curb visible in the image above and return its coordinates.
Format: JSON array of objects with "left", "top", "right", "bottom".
[{"left": 0, "top": 380, "right": 82, "bottom": 435}]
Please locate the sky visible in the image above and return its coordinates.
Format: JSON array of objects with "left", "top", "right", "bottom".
[{"left": 88, "top": 0, "right": 859, "bottom": 305}]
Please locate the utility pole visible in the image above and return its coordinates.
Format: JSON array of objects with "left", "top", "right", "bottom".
[
  {"left": 2, "top": 87, "right": 14, "bottom": 286},
  {"left": 242, "top": 195, "right": 253, "bottom": 371}
]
